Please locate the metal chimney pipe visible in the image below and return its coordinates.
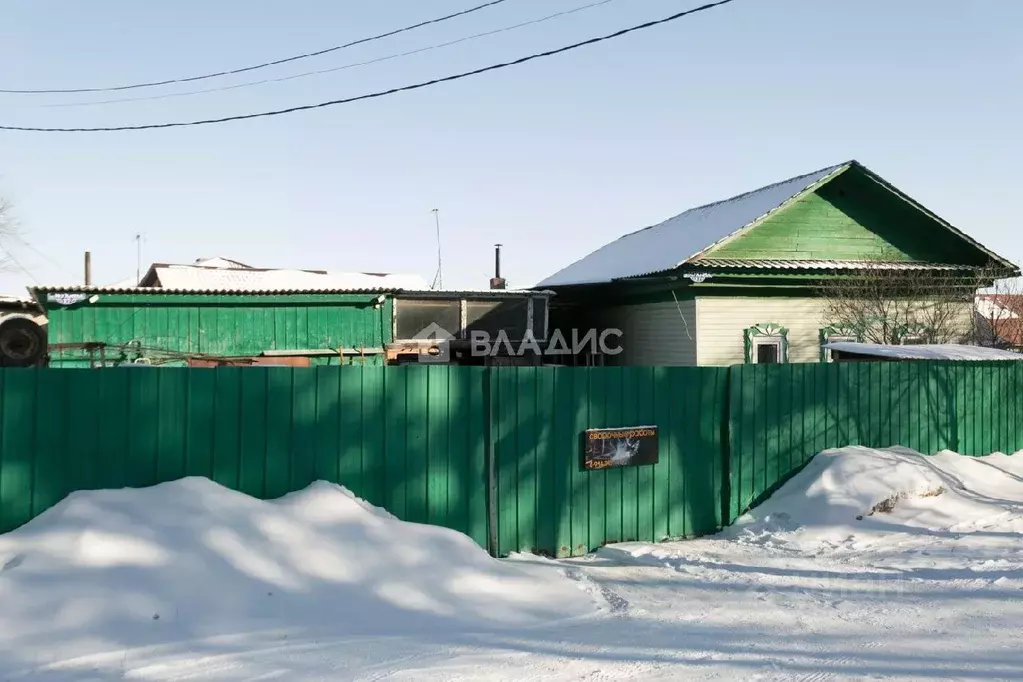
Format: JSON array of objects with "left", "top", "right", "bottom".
[
  {"left": 84, "top": 251, "right": 92, "bottom": 286},
  {"left": 490, "top": 244, "right": 506, "bottom": 290}
]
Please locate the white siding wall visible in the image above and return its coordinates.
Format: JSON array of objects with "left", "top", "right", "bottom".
[
  {"left": 602, "top": 301, "right": 698, "bottom": 366},
  {"left": 694, "top": 297, "right": 977, "bottom": 366},
  {"left": 695, "top": 297, "right": 826, "bottom": 366}
]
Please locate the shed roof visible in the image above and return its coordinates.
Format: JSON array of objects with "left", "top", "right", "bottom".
[
  {"left": 31, "top": 285, "right": 551, "bottom": 299},
  {"left": 144, "top": 264, "right": 430, "bottom": 292},
  {"left": 823, "top": 342, "right": 1023, "bottom": 361},
  {"left": 538, "top": 160, "right": 1017, "bottom": 287}
]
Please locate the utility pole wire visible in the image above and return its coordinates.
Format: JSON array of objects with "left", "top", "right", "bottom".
[
  {"left": 0, "top": 0, "right": 511, "bottom": 95},
  {"left": 42, "top": 0, "right": 618, "bottom": 110},
  {"left": 0, "top": 0, "right": 740, "bottom": 133}
]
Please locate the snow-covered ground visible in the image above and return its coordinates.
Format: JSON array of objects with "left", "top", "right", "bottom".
[{"left": 2, "top": 446, "right": 1022, "bottom": 680}]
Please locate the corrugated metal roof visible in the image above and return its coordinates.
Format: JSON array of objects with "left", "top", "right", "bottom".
[
  {"left": 537, "top": 162, "right": 849, "bottom": 287},
  {"left": 32, "top": 285, "right": 551, "bottom": 298},
  {"left": 34, "top": 285, "right": 399, "bottom": 296},
  {"left": 823, "top": 342, "right": 1023, "bottom": 361},
  {"left": 687, "top": 259, "right": 976, "bottom": 271},
  {"left": 151, "top": 265, "right": 430, "bottom": 291}
]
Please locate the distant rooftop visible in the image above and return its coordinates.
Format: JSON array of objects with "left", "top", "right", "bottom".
[{"left": 137, "top": 256, "right": 430, "bottom": 292}]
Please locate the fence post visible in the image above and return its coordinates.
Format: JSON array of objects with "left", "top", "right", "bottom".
[
  {"left": 484, "top": 366, "right": 499, "bottom": 557},
  {"left": 720, "top": 366, "right": 734, "bottom": 528}
]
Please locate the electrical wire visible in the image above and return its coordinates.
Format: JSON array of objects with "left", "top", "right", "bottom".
[
  {"left": 44, "top": 0, "right": 618, "bottom": 109},
  {"left": 0, "top": 239, "right": 40, "bottom": 284},
  {"left": 0, "top": 0, "right": 511, "bottom": 95},
  {"left": 0, "top": 0, "right": 740, "bottom": 133},
  {"left": 8, "top": 233, "right": 76, "bottom": 278}
]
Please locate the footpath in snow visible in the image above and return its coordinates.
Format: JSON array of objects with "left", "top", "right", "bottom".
[{"left": 1, "top": 446, "right": 1022, "bottom": 680}]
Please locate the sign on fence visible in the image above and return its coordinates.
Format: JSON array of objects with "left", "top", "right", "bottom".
[{"left": 581, "top": 426, "right": 659, "bottom": 470}]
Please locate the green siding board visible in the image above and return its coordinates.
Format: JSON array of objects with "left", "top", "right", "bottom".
[
  {"left": 705, "top": 168, "right": 991, "bottom": 265},
  {"left": 46, "top": 297, "right": 388, "bottom": 367}
]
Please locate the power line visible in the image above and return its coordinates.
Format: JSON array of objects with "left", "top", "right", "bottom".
[
  {"left": 44, "top": 0, "right": 618, "bottom": 110},
  {"left": 0, "top": 0, "right": 511, "bottom": 95},
  {"left": 0, "top": 0, "right": 740, "bottom": 133},
  {"left": 9, "top": 233, "right": 75, "bottom": 278},
  {"left": 0, "top": 238, "right": 40, "bottom": 284}
]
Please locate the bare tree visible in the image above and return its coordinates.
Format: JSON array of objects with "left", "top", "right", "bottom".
[
  {"left": 819, "top": 263, "right": 1005, "bottom": 345},
  {"left": 973, "top": 275, "right": 1023, "bottom": 350}
]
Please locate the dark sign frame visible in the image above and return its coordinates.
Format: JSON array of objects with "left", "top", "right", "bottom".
[{"left": 581, "top": 425, "right": 659, "bottom": 471}]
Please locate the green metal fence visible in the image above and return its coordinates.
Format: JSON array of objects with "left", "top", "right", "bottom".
[
  {"left": 726, "top": 361, "right": 1023, "bottom": 523},
  {"left": 0, "top": 366, "right": 488, "bottom": 547},
  {"left": 0, "top": 362, "right": 1021, "bottom": 557},
  {"left": 491, "top": 366, "right": 727, "bottom": 557}
]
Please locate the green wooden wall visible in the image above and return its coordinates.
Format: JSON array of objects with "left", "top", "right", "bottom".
[
  {"left": 43, "top": 293, "right": 393, "bottom": 367},
  {"left": 0, "top": 362, "right": 1020, "bottom": 556},
  {"left": 705, "top": 166, "right": 990, "bottom": 265}
]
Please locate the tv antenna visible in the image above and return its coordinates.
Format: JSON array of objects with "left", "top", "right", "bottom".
[{"left": 430, "top": 208, "right": 443, "bottom": 290}]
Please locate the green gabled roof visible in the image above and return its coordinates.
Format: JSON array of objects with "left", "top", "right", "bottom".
[{"left": 539, "top": 161, "right": 1018, "bottom": 288}]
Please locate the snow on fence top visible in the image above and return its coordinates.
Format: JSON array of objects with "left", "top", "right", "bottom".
[{"left": 823, "top": 342, "right": 1023, "bottom": 361}]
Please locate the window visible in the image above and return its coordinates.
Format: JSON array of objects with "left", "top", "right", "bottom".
[
  {"left": 755, "top": 341, "right": 781, "bottom": 364},
  {"left": 744, "top": 323, "right": 789, "bottom": 364},
  {"left": 818, "top": 326, "right": 860, "bottom": 363},
  {"left": 464, "top": 299, "right": 528, "bottom": 340},
  {"left": 823, "top": 335, "right": 857, "bottom": 363},
  {"left": 394, "top": 300, "right": 461, "bottom": 340}
]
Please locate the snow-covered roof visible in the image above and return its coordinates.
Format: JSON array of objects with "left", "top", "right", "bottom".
[
  {"left": 148, "top": 265, "right": 429, "bottom": 292},
  {"left": 191, "top": 257, "right": 254, "bottom": 269},
  {"left": 538, "top": 163, "right": 847, "bottom": 287},
  {"left": 823, "top": 342, "right": 1023, "bottom": 361},
  {"left": 538, "top": 160, "right": 1018, "bottom": 288}
]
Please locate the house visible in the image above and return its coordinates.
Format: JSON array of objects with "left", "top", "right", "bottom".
[
  {"left": 975, "top": 293, "right": 1023, "bottom": 351},
  {"left": 539, "top": 161, "right": 1019, "bottom": 366},
  {"left": 33, "top": 257, "right": 551, "bottom": 367},
  {"left": 824, "top": 341, "right": 1023, "bottom": 363}
]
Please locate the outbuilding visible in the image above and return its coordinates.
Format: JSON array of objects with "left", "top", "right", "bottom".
[{"left": 823, "top": 342, "right": 1023, "bottom": 363}]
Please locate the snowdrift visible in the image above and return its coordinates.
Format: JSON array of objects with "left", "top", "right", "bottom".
[
  {"left": 725, "top": 446, "right": 1023, "bottom": 549},
  {"left": 0, "top": 478, "right": 597, "bottom": 664}
]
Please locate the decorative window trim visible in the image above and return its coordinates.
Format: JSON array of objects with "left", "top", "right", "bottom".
[
  {"left": 895, "top": 323, "right": 931, "bottom": 345},
  {"left": 818, "top": 324, "right": 860, "bottom": 363},
  {"left": 744, "top": 323, "right": 789, "bottom": 364}
]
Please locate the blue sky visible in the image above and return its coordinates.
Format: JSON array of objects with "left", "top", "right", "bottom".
[{"left": 1, "top": 0, "right": 1021, "bottom": 294}]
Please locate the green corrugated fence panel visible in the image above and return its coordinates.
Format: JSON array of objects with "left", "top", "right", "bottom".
[
  {"left": 0, "top": 366, "right": 491, "bottom": 549},
  {"left": 727, "top": 360, "right": 1023, "bottom": 523},
  {"left": 491, "top": 366, "right": 728, "bottom": 558},
  {"left": 2, "top": 361, "right": 1021, "bottom": 555}
]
